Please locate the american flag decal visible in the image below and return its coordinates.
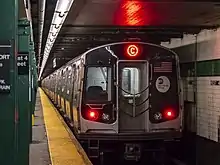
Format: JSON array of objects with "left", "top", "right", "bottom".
[{"left": 153, "top": 61, "right": 172, "bottom": 73}]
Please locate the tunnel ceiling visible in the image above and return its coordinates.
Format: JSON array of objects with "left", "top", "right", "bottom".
[{"left": 30, "top": 0, "right": 220, "bottom": 79}]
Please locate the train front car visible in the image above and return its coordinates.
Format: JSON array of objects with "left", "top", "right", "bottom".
[{"left": 79, "top": 42, "right": 183, "bottom": 160}]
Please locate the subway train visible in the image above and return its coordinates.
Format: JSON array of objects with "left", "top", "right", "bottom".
[{"left": 42, "top": 42, "right": 183, "bottom": 161}]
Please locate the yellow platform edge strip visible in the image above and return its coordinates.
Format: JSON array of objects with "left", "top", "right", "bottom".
[
  {"left": 32, "top": 114, "right": 34, "bottom": 126},
  {"left": 39, "top": 88, "right": 92, "bottom": 165}
]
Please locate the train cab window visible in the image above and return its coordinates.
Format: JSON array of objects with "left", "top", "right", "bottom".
[
  {"left": 121, "top": 67, "right": 140, "bottom": 97},
  {"left": 85, "top": 66, "right": 112, "bottom": 102}
]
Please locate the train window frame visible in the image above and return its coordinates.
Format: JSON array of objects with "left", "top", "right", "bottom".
[{"left": 121, "top": 67, "right": 140, "bottom": 97}]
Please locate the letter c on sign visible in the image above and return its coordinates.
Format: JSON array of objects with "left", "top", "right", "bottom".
[{"left": 127, "top": 45, "right": 139, "bottom": 57}]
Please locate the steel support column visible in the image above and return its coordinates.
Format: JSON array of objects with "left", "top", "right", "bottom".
[{"left": 0, "top": 0, "right": 18, "bottom": 164}]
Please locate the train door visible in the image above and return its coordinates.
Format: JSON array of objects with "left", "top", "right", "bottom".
[
  {"left": 72, "top": 64, "right": 80, "bottom": 128},
  {"left": 61, "top": 69, "right": 66, "bottom": 112},
  {"left": 69, "top": 64, "right": 76, "bottom": 122},
  {"left": 65, "top": 66, "right": 72, "bottom": 120},
  {"left": 117, "top": 60, "right": 149, "bottom": 133},
  {"left": 54, "top": 72, "right": 58, "bottom": 104},
  {"left": 58, "top": 70, "right": 63, "bottom": 108}
]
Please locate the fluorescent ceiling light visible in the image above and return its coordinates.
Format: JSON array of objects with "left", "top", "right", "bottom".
[
  {"left": 49, "top": 29, "right": 58, "bottom": 35},
  {"left": 52, "top": 13, "right": 64, "bottom": 25},
  {"left": 39, "top": 0, "right": 74, "bottom": 79},
  {"left": 56, "top": 0, "right": 73, "bottom": 12}
]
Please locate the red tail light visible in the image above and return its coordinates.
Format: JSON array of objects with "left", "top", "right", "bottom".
[
  {"left": 166, "top": 111, "right": 172, "bottom": 116},
  {"left": 87, "top": 109, "right": 99, "bottom": 121},
  {"left": 164, "top": 108, "right": 174, "bottom": 118}
]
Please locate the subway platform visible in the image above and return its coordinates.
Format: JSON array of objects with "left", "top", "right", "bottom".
[{"left": 29, "top": 89, "right": 92, "bottom": 165}]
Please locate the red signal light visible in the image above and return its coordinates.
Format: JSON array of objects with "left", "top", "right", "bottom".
[
  {"left": 87, "top": 109, "right": 99, "bottom": 121},
  {"left": 126, "top": 44, "right": 139, "bottom": 57}
]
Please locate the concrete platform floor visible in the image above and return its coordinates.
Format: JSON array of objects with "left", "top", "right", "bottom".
[
  {"left": 29, "top": 91, "right": 51, "bottom": 165},
  {"left": 29, "top": 89, "right": 91, "bottom": 165}
]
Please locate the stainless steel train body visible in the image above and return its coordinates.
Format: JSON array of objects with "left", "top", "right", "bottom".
[{"left": 42, "top": 42, "right": 183, "bottom": 158}]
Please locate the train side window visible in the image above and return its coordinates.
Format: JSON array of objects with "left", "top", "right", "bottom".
[{"left": 121, "top": 67, "right": 140, "bottom": 97}]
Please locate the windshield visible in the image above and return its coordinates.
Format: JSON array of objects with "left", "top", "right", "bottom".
[{"left": 85, "top": 66, "right": 112, "bottom": 102}]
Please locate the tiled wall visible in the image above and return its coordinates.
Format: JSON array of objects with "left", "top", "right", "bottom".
[
  {"left": 161, "top": 28, "right": 220, "bottom": 142},
  {"left": 196, "top": 77, "right": 220, "bottom": 142},
  {"left": 162, "top": 28, "right": 220, "bottom": 62}
]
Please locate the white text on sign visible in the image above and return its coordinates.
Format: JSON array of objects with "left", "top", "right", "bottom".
[
  {"left": 0, "top": 79, "right": 5, "bottom": 84},
  {"left": 0, "top": 85, "right": 10, "bottom": 90},
  {"left": 0, "top": 54, "right": 10, "bottom": 60},
  {"left": 17, "top": 61, "right": 27, "bottom": 67}
]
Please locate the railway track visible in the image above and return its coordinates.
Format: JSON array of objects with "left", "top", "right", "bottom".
[
  {"left": 89, "top": 148, "right": 188, "bottom": 165},
  {"left": 91, "top": 156, "right": 187, "bottom": 165}
]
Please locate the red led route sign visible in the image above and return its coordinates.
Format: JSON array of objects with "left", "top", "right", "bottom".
[{"left": 126, "top": 44, "right": 139, "bottom": 57}]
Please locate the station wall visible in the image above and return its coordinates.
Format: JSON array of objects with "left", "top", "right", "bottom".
[{"left": 161, "top": 29, "right": 220, "bottom": 142}]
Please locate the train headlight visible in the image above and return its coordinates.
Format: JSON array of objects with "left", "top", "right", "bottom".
[
  {"left": 102, "top": 113, "right": 110, "bottom": 121},
  {"left": 154, "top": 112, "right": 162, "bottom": 120}
]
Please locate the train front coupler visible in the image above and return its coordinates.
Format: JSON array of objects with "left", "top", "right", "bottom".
[{"left": 124, "top": 143, "right": 141, "bottom": 161}]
